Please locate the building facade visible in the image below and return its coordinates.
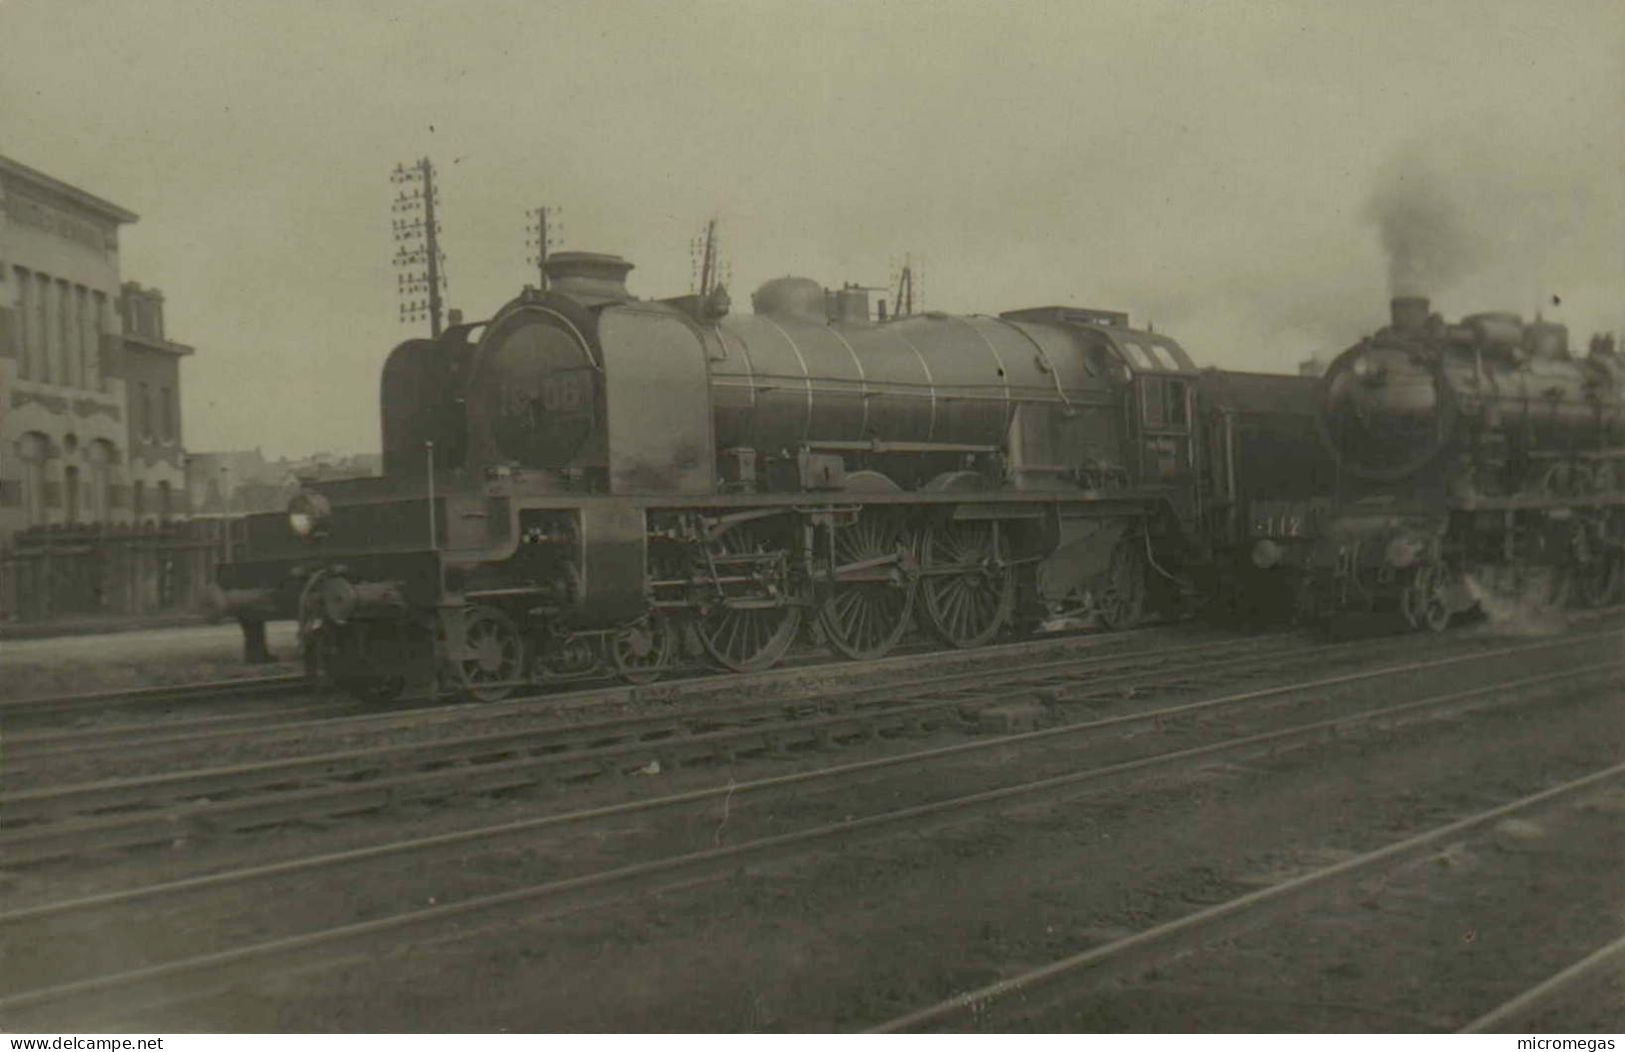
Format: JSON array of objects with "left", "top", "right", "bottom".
[
  {"left": 121, "top": 282, "right": 192, "bottom": 522},
  {"left": 0, "top": 155, "right": 137, "bottom": 540},
  {"left": 0, "top": 154, "right": 203, "bottom": 621}
]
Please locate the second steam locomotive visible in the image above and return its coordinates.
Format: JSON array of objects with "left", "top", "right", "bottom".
[{"left": 1302, "top": 297, "right": 1625, "bottom": 628}]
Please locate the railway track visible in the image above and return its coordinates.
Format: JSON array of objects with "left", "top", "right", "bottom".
[
  {"left": 4, "top": 624, "right": 1619, "bottom": 870},
  {"left": 0, "top": 630, "right": 1333, "bottom": 863},
  {"left": 1460, "top": 933, "right": 1625, "bottom": 1032},
  {"left": 871, "top": 760, "right": 1625, "bottom": 1032},
  {"left": 0, "top": 621, "right": 1189, "bottom": 755},
  {"left": 2, "top": 629, "right": 1618, "bottom": 1028},
  {"left": 0, "top": 674, "right": 312, "bottom": 731},
  {"left": 0, "top": 622, "right": 1188, "bottom": 764}
]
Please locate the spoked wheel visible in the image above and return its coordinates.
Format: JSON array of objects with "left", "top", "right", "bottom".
[
  {"left": 1402, "top": 565, "right": 1455, "bottom": 632},
  {"left": 1577, "top": 553, "right": 1622, "bottom": 608},
  {"left": 918, "top": 519, "right": 1015, "bottom": 648},
  {"left": 607, "top": 614, "right": 678, "bottom": 685},
  {"left": 1572, "top": 519, "right": 1623, "bottom": 609},
  {"left": 1094, "top": 535, "right": 1148, "bottom": 630},
  {"left": 448, "top": 604, "right": 527, "bottom": 702},
  {"left": 818, "top": 512, "right": 918, "bottom": 660},
  {"left": 696, "top": 518, "right": 805, "bottom": 672}
]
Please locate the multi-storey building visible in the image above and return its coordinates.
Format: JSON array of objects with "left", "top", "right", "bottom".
[
  {"left": 0, "top": 155, "right": 206, "bottom": 621},
  {"left": 121, "top": 282, "right": 193, "bottom": 522},
  {"left": 0, "top": 155, "right": 195, "bottom": 548},
  {"left": 0, "top": 155, "right": 137, "bottom": 541}
]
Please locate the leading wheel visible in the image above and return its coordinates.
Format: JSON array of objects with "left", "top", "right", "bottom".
[
  {"left": 695, "top": 518, "right": 805, "bottom": 672},
  {"left": 1402, "top": 565, "right": 1454, "bottom": 632},
  {"left": 919, "top": 519, "right": 1014, "bottom": 648},
  {"left": 608, "top": 614, "right": 677, "bottom": 684},
  {"left": 818, "top": 512, "right": 918, "bottom": 660},
  {"left": 449, "top": 604, "right": 527, "bottom": 702},
  {"left": 1579, "top": 551, "right": 1623, "bottom": 608}
]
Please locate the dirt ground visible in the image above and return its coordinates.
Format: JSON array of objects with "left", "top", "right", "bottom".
[
  {"left": 0, "top": 622, "right": 300, "bottom": 701},
  {"left": 234, "top": 679, "right": 1619, "bottom": 1033},
  {"left": 25, "top": 626, "right": 1620, "bottom": 1033}
]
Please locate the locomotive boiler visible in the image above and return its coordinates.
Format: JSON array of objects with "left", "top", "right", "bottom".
[
  {"left": 1305, "top": 296, "right": 1625, "bottom": 627},
  {"left": 218, "top": 252, "right": 1219, "bottom": 700}
]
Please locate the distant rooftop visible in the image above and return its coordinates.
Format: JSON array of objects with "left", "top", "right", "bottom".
[{"left": 0, "top": 153, "right": 139, "bottom": 225}]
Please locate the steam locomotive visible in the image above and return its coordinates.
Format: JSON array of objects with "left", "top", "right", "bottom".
[
  {"left": 1301, "top": 296, "right": 1625, "bottom": 628},
  {"left": 214, "top": 251, "right": 1324, "bottom": 700}
]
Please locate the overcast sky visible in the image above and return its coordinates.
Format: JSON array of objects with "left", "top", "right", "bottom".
[{"left": 3, "top": 0, "right": 1621, "bottom": 458}]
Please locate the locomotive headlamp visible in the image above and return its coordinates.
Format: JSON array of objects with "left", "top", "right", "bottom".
[
  {"left": 287, "top": 491, "right": 331, "bottom": 540},
  {"left": 1251, "top": 539, "right": 1284, "bottom": 569}
]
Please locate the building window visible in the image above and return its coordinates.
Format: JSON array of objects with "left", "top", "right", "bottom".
[
  {"left": 57, "top": 278, "right": 73, "bottom": 386},
  {"left": 140, "top": 382, "right": 153, "bottom": 440},
  {"left": 133, "top": 479, "right": 145, "bottom": 518},
  {"left": 86, "top": 440, "right": 116, "bottom": 523},
  {"left": 92, "top": 291, "right": 108, "bottom": 391},
  {"left": 17, "top": 432, "right": 49, "bottom": 527},
  {"left": 160, "top": 386, "right": 173, "bottom": 441},
  {"left": 15, "top": 268, "right": 31, "bottom": 379},
  {"left": 64, "top": 464, "right": 81, "bottom": 524},
  {"left": 76, "top": 286, "right": 93, "bottom": 390},
  {"left": 157, "top": 480, "right": 172, "bottom": 522},
  {"left": 36, "top": 273, "right": 53, "bottom": 383}
]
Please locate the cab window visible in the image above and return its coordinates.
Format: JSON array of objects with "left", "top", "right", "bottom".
[{"left": 1165, "top": 378, "right": 1188, "bottom": 426}]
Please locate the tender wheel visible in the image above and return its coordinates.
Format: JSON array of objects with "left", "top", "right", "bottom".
[
  {"left": 449, "top": 604, "right": 527, "bottom": 702},
  {"left": 695, "top": 518, "right": 805, "bottom": 672},
  {"left": 918, "top": 519, "right": 1014, "bottom": 648},
  {"left": 818, "top": 512, "right": 918, "bottom": 660},
  {"left": 608, "top": 615, "right": 677, "bottom": 685},
  {"left": 1094, "top": 534, "right": 1148, "bottom": 630}
]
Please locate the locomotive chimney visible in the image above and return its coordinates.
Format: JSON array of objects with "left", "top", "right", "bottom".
[
  {"left": 1390, "top": 296, "right": 1430, "bottom": 334},
  {"left": 542, "top": 252, "right": 635, "bottom": 301}
]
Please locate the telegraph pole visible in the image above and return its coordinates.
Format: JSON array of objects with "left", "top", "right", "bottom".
[
  {"left": 392, "top": 157, "right": 447, "bottom": 336},
  {"left": 691, "top": 218, "right": 721, "bottom": 296},
  {"left": 421, "top": 161, "right": 443, "bottom": 336},
  {"left": 894, "top": 254, "right": 916, "bottom": 317},
  {"left": 526, "top": 206, "right": 559, "bottom": 290}
]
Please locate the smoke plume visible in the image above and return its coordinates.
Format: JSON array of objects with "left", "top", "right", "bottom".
[
  {"left": 1363, "top": 157, "right": 1484, "bottom": 298},
  {"left": 1362, "top": 121, "right": 1625, "bottom": 328}
]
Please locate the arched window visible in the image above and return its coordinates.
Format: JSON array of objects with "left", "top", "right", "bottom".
[
  {"left": 64, "top": 465, "right": 81, "bottom": 524},
  {"left": 86, "top": 440, "right": 117, "bottom": 522},
  {"left": 16, "top": 432, "right": 50, "bottom": 527}
]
